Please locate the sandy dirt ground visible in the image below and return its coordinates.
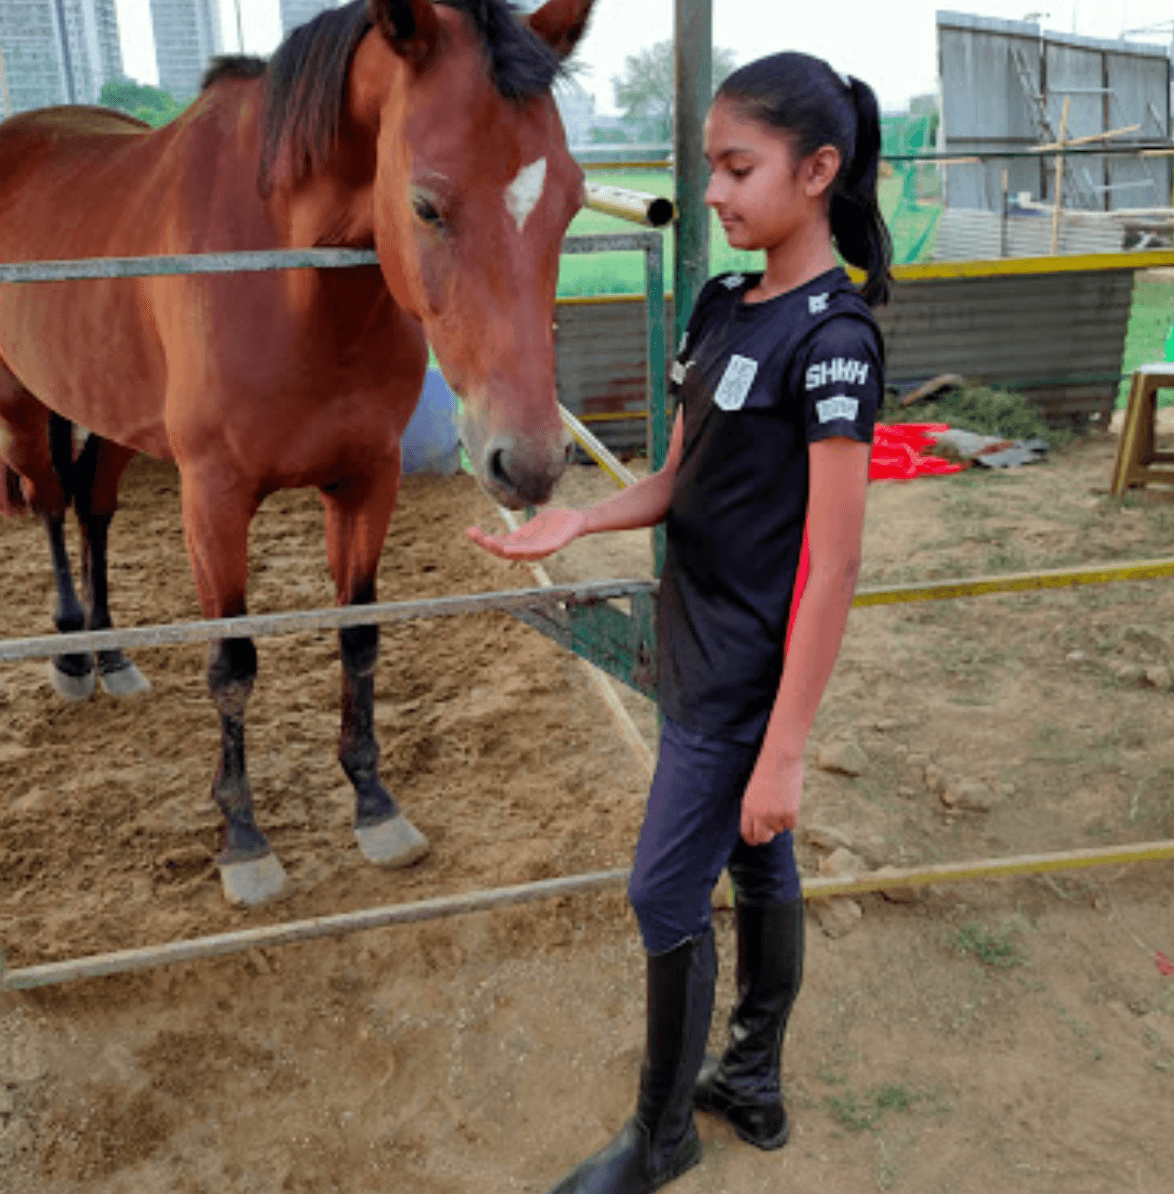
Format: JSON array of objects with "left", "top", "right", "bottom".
[{"left": 1, "top": 433, "right": 1173, "bottom": 1193}]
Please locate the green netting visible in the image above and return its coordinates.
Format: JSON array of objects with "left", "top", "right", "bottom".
[{"left": 881, "top": 113, "right": 942, "bottom": 265}]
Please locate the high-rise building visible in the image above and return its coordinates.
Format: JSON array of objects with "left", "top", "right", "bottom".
[
  {"left": 279, "top": 1, "right": 336, "bottom": 38},
  {"left": 0, "top": 0, "right": 123, "bottom": 116},
  {"left": 149, "top": 0, "right": 221, "bottom": 101}
]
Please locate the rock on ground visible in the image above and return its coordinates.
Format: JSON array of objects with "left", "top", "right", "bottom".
[
  {"left": 815, "top": 739, "right": 868, "bottom": 777},
  {"left": 811, "top": 897, "right": 864, "bottom": 939},
  {"left": 942, "top": 778, "right": 995, "bottom": 813}
]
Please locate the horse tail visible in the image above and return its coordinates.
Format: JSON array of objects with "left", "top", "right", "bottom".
[{"left": 48, "top": 411, "right": 76, "bottom": 508}]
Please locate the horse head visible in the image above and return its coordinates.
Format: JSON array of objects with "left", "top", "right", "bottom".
[{"left": 363, "top": 0, "right": 596, "bottom": 509}]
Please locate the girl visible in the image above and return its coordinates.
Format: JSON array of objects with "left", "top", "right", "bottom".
[{"left": 469, "top": 51, "right": 891, "bottom": 1194}]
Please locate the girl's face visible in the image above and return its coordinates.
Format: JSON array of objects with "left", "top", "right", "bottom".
[{"left": 703, "top": 98, "right": 840, "bottom": 253}]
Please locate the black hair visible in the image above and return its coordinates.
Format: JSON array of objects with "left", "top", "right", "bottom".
[{"left": 717, "top": 52, "right": 893, "bottom": 306}]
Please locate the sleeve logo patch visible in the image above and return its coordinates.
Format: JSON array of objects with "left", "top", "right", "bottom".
[
  {"left": 670, "top": 360, "right": 689, "bottom": 386},
  {"left": 714, "top": 354, "right": 759, "bottom": 411},
  {"left": 808, "top": 293, "right": 830, "bottom": 315},
  {"left": 720, "top": 274, "right": 746, "bottom": 290},
  {"left": 816, "top": 394, "right": 860, "bottom": 423},
  {"left": 805, "top": 358, "right": 870, "bottom": 389}
]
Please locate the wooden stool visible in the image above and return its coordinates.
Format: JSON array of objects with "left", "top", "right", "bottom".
[{"left": 1110, "top": 363, "right": 1174, "bottom": 497}]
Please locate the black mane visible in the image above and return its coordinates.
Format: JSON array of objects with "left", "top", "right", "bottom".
[
  {"left": 202, "top": 54, "right": 268, "bottom": 90},
  {"left": 235, "top": 1, "right": 563, "bottom": 194}
]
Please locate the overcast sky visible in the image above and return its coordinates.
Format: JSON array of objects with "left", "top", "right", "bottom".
[{"left": 112, "top": 0, "right": 1174, "bottom": 113}]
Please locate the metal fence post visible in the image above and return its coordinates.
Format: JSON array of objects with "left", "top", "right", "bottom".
[
  {"left": 645, "top": 238, "right": 668, "bottom": 577},
  {"left": 673, "top": 0, "right": 712, "bottom": 348}
]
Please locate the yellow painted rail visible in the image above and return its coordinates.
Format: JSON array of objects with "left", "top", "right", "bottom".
[
  {"left": 854, "top": 557, "right": 1174, "bottom": 608},
  {"left": 803, "top": 840, "right": 1174, "bottom": 899}
]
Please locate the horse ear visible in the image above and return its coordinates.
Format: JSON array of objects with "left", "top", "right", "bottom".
[
  {"left": 368, "top": 0, "right": 440, "bottom": 66},
  {"left": 524, "top": 0, "right": 597, "bottom": 60}
]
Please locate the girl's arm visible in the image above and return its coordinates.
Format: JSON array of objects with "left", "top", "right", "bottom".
[
  {"left": 741, "top": 436, "right": 870, "bottom": 845},
  {"left": 468, "top": 408, "right": 685, "bottom": 561}
]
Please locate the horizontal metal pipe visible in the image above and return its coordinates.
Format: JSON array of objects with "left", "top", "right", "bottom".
[
  {"left": 0, "top": 234, "right": 662, "bottom": 285},
  {"left": 584, "top": 182, "right": 675, "bottom": 228},
  {"left": 0, "top": 579, "right": 657, "bottom": 663},
  {"left": 853, "top": 557, "right": 1174, "bottom": 607},
  {"left": 804, "top": 839, "right": 1174, "bottom": 899},
  {"left": 0, "top": 869, "right": 631, "bottom": 991},
  {"left": 4, "top": 839, "right": 1171, "bottom": 991}
]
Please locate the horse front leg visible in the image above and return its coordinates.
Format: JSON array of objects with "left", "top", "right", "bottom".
[
  {"left": 73, "top": 434, "right": 150, "bottom": 696},
  {"left": 182, "top": 469, "right": 285, "bottom": 906},
  {"left": 322, "top": 467, "right": 429, "bottom": 869}
]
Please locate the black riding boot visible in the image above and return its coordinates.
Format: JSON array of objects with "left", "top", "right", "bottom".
[
  {"left": 693, "top": 898, "right": 804, "bottom": 1150},
  {"left": 547, "top": 928, "right": 717, "bottom": 1194}
]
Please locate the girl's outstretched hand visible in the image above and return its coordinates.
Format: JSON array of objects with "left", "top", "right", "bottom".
[{"left": 467, "top": 507, "right": 588, "bottom": 561}]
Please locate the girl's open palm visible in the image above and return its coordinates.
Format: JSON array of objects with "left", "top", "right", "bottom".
[{"left": 467, "top": 507, "right": 587, "bottom": 561}]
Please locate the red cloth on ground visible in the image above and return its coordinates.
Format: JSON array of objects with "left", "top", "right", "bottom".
[{"left": 784, "top": 424, "right": 962, "bottom": 652}]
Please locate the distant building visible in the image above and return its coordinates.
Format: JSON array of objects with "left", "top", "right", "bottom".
[
  {"left": 279, "top": 1, "right": 336, "bottom": 37},
  {"left": 554, "top": 77, "right": 594, "bottom": 146},
  {"left": 149, "top": 0, "right": 221, "bottom": 101},
  {"left": 0, "top": 0, "right": 123, "bottom": 115}
]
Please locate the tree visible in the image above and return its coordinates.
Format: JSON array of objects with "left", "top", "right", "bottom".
[
  {"left": 611, "top": 41, "right": 738, "bottom": 144},
  {"left": 99, "top": 79, "right": 185, "bottom": 128}
]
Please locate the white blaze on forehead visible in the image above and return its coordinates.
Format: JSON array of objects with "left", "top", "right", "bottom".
[{"left": 504, "top": 157, "right": 547, "bottom": 231}]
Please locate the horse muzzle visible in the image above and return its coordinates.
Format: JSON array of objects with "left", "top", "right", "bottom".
[{"left": 477, "top": 432, "right": 572, "bottom": 509}]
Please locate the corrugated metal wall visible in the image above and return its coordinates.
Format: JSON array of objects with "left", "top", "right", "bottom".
[
  {"left": 555, "top": 268, "right": 1135, "bottom": 447},
  {"left": 937, "top": 12, "right": 1172, "bottom": 215}
]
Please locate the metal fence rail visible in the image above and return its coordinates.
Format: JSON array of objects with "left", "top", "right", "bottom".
[
  {"left": 0, "top": 580, "right": 656, "bottom": 663},
  {"left": 4, "top": 838, "right": 1172, "bottom": 991},
  {"left": 0, "top": 233, "right": 661, "bottom": 284}
]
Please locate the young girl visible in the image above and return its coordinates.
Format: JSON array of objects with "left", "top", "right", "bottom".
[{"left": 469, "top": 51, "right": 891, "bottom": 1194}]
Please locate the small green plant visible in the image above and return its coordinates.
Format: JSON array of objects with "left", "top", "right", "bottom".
[
  {"left": 822, "top": 1082, "right": 930, "bottom": 1133},
  {"left": 952, "top": 921, "right": 1027, "bottom": 969}
]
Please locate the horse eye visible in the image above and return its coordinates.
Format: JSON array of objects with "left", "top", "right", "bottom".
[{"left": 413, "top": 196, "right": 443, "bottom": 227}]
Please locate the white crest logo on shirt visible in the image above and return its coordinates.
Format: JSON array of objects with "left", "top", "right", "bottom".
[
  {"left": 805, "top": 358, "right": 870, "bottom": 390},
  {"left": 721, "top": 274, "right": 746, "bottom": 290},
  {"left": 808, "top": 293, "right": 830, "bottom": 315},
  {"left": 714, "top": 354, "right": 759, "bottom": 411},
  {"left": 816, "top": 394, "right": 860, "bottom": 424}
]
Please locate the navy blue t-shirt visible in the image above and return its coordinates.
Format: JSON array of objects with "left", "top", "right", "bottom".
[{"left": 657, "top": 266, "right": 884, "bottom": 742}]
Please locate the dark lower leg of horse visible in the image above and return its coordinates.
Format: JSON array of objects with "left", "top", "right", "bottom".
[
  {"left": 43, "top": 513, "right": 95, "bottom": 702},
  {"left": 79, "top": 511, "right": 150, "bottom": 696},
  {"left": 340, "top": 624, "right": 430, "bottom": 869},
  {"left": 209, "top": 635, "right": 286, "bottom": 905}
]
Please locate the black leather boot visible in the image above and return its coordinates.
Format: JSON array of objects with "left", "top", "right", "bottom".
[
  {"left": 547, "top": 928, "right": 717, "bottom": 1194},
  {"left": 693, "top": 898, "right": 804, "bottom": 1150}
]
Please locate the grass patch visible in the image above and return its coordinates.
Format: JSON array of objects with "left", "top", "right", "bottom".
[
  {"left": 952, "top": 921, "right": 1028, "bottom": 969},
  {"left": 884, "top": 383, "right": 1070, "bottom": 444}
]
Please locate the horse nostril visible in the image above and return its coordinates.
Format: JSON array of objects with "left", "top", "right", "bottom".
[
  {"left": 488, "top": 447, "right": 511, "bottom": 489},
  {"left": 564, "top": 441, "right": 574, "bottom": 465}
]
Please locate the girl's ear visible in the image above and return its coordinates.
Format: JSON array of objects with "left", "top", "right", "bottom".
[{"left": 804, "top": 145, "right": 842, "bottom": 199}]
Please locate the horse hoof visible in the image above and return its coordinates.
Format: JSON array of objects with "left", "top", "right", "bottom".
[
  {"left": 99, "top": 661, "right": 152, "bottom": 697},
  {"left": 219, "top": 852, "right": 288, "bottom": 906},
  {"left": 355, "top": 814, "right": 430, "bottom": 869},
  {"left": 48, "top": 659, "right": 96, "bottom": 703}
]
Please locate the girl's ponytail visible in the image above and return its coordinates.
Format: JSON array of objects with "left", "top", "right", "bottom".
[
  {"left": 717, "top": 52, "right": 894, "bottom": 307},
  {"left": 830, "top": 77, "right": 893, "bottom": 307}
]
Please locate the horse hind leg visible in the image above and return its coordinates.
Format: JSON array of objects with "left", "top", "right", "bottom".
[
  {"left": 41, "top": 414, "right": 94, "bottom": 700},
  {"left": 71, "top": 431, "right": 150, "bottom": 697}
]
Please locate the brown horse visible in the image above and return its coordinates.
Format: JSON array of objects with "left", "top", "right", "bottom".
[{"left": 0, "top": 0, "right": 595, "bottom": 905}]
